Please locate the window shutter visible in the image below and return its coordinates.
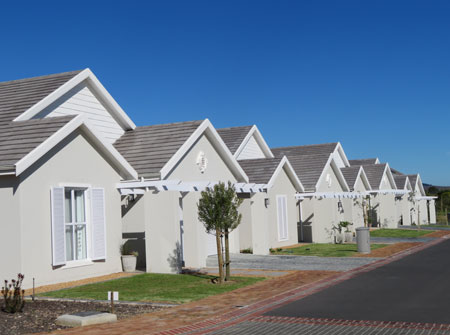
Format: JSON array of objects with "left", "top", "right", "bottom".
[
  {"left": 51, "top": 187, "right": 66, "bottom": 266},
  {"left": 277, "top": 195, "right": 288, "bottom": 241},
  {"left": 91, "top": 188, "right": 106, "bottom": 260}
]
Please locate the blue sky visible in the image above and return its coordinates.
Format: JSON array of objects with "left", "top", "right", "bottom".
[{"left": 1, "top": 1, "right": 449, "bottom": 185}]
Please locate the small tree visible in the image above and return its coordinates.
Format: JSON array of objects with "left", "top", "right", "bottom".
[{"left": 198, "top": 181, "right": 243, "bottom": 283}]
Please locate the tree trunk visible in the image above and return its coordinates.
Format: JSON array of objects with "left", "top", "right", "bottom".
[
  {"left": 215, "top": 228, "right": 224, "bottom": 284},
  {"left": 224, "top": 228, "right": 230, "bottom": 281}
]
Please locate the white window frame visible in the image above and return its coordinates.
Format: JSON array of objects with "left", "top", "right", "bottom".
[
  {"left": 276, "top": 195, "right": 289, "bottom": 241},
  {"left": 62, "top": 186, "right": 92, "bottom": 267}
]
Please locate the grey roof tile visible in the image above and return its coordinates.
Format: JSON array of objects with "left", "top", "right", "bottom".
[
  {"left": 272, "top": 143, "right": 338, "bottom": 157},
  {"left": 360, "top": 164, "right": 388, "bottom": 190},
  {"left": 238, "top": 157, "right": 283, "bottom": 184},
  {"left": 394, "top": 175, "right": 408, "bottom": 189},
  {"left": 406, "top": 174, "right": 419, "bottom": 190},
  {"left": 0, "top": 116, "right": 75, "bottom": 170},
  {"left": 217, "top": 126, "right": 252, "bottom": 154},
  {"left": 114, "top": 120, "right": 203, "bottom": 178},
  {"left": 340, "top": 166, "right": 361, "bottom": 191},
  {"left": 349, "top": 158, "right": 378, "bottom": 166},
  {"left": 0, "top": 70, "right": 82, "bottom": 126}
]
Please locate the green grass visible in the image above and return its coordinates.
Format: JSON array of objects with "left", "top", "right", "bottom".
[
  {"left": 370, "top": 229, "right": 432, "bottom": 238},
  {"left": 271, "top": 243, "right": 387, "bottom": 257},
  {"left": 39, "top": 273, "right": 264, "bottom": 304}
]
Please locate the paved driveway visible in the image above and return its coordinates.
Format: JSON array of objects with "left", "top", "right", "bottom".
[
  {"left": 206, "top": 253, "right": 380, "bottom": 271},
  {"left": 266, "top": 238, "right": 450, "bottom": 324}
]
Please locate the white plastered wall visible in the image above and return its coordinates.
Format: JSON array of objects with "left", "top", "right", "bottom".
[
  {"left": 165, "top": 134, "right": 240, "bottom": 269},
  {"left": 0, "top": 176, "right": 22, "bottom": 284},
  {"left": 266, "top": 167, "right": 299, "bottom": 249},
  {"left": 17, "top": 130, "right": 123, "bottom": 289},
  {"left": 312, "top": 164, "right": 346, "bottom": 243}
]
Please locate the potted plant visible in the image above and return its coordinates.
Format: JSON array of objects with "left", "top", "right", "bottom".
[
  {"left": 332, "top": 224, "right": 344, "bottom": 244},
  {"left": 339, "top": 221, "right": 354, "bottom": 242},
  {"left": 120, "top": 244, "right": 138, "bottom": 272}
]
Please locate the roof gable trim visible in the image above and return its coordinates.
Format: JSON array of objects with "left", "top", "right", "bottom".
[
  {"left": 267, "top": 156, "right": 304, "bottom": 192},
  {"left": 13, "top": 69, "right": 136, "bottom": 130},
  {"left": 235, "top": 125, "right": 274, "bottom": 159},
  {"left": 15, "top": 115, "right": 138, "bottom": 179},
  {"left": 315, "top": 154, "right": 350, "bottom": 192},
  {"left": 160, "top": 119, "right": 249, "bottom": 182}
]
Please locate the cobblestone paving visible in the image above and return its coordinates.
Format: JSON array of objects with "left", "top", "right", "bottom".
[
  {"left": 210, "top": 317, "right": 450, "bottom": 335},
  {"left": 206, "top": 253, "right": 380, "bottom": 271}
]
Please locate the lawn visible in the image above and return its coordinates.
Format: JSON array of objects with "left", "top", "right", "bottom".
[
  {"left": 370, "top": 229, "right": 432, "bottom": 238},
  {"left": 39, "top": 273, "right": 264, "bottom": 304},
  {"left": 271, "top": 243, "right": 387, "bottom": 257}
]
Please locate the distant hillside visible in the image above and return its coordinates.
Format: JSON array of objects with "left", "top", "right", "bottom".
[{"left": 423, "top": 183, "right": 450, "bottom": 192}]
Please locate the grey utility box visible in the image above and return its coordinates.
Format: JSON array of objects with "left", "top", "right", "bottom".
[{"left": 356, "top": 227, "right": 371, "bottom": 254}]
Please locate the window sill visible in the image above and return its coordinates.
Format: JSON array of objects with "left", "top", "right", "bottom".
[{"left": 62, "top": 260, "right": 94, "bottom": 270}]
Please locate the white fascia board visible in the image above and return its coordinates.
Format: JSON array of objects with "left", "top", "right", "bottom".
[
  {"left": 335, "top": 142, "right": 350, "bottom": 167},
  {"left": 15, "top": 115, "right": 138, "bottom": 179},
  {"left": 13, "top": 68, "right": 136, "bottom": 130},
  {"left": 316, "top": 155, "right": 350, "bottom": 192},
  {"left": 117, "top": 179, "right": 180, "bottom": 189},
  {"left": 358, "top": 166, "right": 372, "bottom": 191},
  {"left": 267, "top": 156, "right": 304, "bottom": 192},
  {"left": 381, "top": 163, "right": 397, "bottom": 190},
  {"left": 235, "top": 125, "right": 274, "bottom": 159},
  {"left": 374, "top": 157, "right": 380, "bottom": 164},
  {"left": 0, "top": 171, "right": 15, "bottom": 176},
  {"left": 404, "top": 177, "right": 413, "bottom": 191},
  {"left": 416, "top": 174, "right": 426, "bottom": 196},
  {"left": 160, "top": 119, "right": 249, "bottom": 182}
]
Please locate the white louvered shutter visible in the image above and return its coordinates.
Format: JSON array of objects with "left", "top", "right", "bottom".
[
  {"left": 51, "top": 187, "right": 66, "bottom": 266},
  {"left": 277, "top": 195, "right": 288, "bottom": 241},
  {"left": 91, "top": 188, "right": 106, "bottom": 260}
]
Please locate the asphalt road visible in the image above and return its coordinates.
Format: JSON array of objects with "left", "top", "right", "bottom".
[{"left": 266, "top": 238, "right": 450, "bottom": 324}]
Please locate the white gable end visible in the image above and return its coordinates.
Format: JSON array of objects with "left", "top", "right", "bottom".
[
  {"left": 34, "top": 83, "right": 125, "bottom": 144},
  {"left": 236, "top": 135, "right": 266, "bottom": 160}
]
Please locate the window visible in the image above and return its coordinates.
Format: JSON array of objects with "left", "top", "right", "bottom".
[
  {"left": 277, "top": 195, "right": 289, "bottom": 241},
  {"left": 64, "top": 188, "right": 87, "bottom": 261}
]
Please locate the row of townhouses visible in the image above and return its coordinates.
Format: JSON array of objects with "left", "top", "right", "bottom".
[{"left": 0, "top": 69, "right": 436, "bottom": 289}]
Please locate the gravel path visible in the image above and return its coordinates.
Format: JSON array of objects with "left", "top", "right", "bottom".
[
  {"left": 0, "top": 300, "right": 164, "bottom": 335},
  {"left": 206, "top": 253, "right": 379, "bottom": 272}
]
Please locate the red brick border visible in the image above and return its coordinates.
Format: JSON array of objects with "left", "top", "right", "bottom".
[{"left": 155, "top": 236, "right": 449, "bottom": 335}]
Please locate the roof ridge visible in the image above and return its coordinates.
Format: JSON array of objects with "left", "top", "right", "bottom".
[
  {"left": 217, "top": 125, "right": 253, "bottom": 131},
  {"left": 133, "top": 119, "right": 204, "bottom": 130},
  {"left": 272, "top": 142, "right": 338, "bottom": 150},
  {"left": 0, "top": 69, "right": 85, "bottom": 86}
]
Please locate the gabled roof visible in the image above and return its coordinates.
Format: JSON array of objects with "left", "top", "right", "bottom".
[
  {"left": 0, "top": 71, "right": 81, "bottom": 126},
  {"left": 217, "top": 126, "right": 252, "bottom": 155},
  {"left": 390, "top": 167, "right": 404, "bottom": 176},
  {"left": 0, "top": 114, "right": 138, "bottom": 179},
  {"left": 217, "top": 125, "right": 273, "bottom": 159},
  {"left": 238, "top": 156, "right": 303, "bottom": 192},
  {"left": 349, "top": 158, "right": 379, "bottom": 166},
  {"left": 362, "top": 163, "right": 397, "bottom": 190},
  {"left": 114, "top": 119, "right": 248, "bottom": 182},
  {"left": 272, "top": 142, "right": 349, "bottom": 167},
  {"left": 12, "top": 69, "right": 136, "bottom": 130},
  {"left": 0, "top": 116, "right": 75, "bottom": 172},
  {"left": 406, "top": 174, "right": 426, "bottom": 195},
  {"left": 394, "top": 175, "right": 412, "bottom": 191},
  {"left": 340, "top": 166, "right": 371, "bottom": 191}
]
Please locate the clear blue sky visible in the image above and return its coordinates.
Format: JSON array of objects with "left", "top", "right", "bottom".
[{"left": 1, "top": 1, "right": 449, "bottom": 185}]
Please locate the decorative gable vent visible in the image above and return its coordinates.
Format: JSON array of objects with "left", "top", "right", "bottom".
[{"left": 196, "top": 151, "right": 208, "bottom": 173}]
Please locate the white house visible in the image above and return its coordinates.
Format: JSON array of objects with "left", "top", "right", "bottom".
[
  {"left": 406, "top": 174, "right": 435, "bottom": 225},
  {"left": 393, "top": 175, "right": 413, "bottom": 226},
  {"left": 0, "top": 70, "right": 138, "bottom": 289},
  {"left": 116, "top": 119, "right": 251, "bottom": 273},
  {"left": 340, "top": 166, "right": 372, "bottom": 229}
]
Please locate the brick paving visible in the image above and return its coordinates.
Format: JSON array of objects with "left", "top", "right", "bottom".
[{"left": 47, "top": 237, "right": 447, "bottom": 335}]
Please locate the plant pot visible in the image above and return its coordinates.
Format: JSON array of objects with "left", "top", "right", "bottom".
[
  {"left": 121, "top": 255, "right": 137, "bottom": 272},
  {"left": 345, "top": 231, "right": 353, "bottom": 243},
  {"left": 334, "top": 232, "right": 344, "bottom": 244}
]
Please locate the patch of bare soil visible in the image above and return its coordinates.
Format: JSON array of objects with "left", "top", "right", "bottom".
[
  {"left": 355, "top": 242, "right": 421, "bottom": 257},
  {"left": 424, "top": 230, "right": 450, "bottom": 238},
  {"left": 0, "top": 300, "right": 164, "bottom": 335}
]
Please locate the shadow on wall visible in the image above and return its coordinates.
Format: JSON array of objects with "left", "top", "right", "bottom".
[
  {"left": 167, "top": 242, "right": 183, "bottom": 274},
  {"left": 368, "top": 205, "right": 379, "bottom": 227},
  {"left": 122, "top": 232, "right": 146, "bottom": 270},
  {"left": 299, "top": 213, "right": 313, "bottom": 242},
  {"left": 121, "top": 194, "right": 143, "bottom": 217}
]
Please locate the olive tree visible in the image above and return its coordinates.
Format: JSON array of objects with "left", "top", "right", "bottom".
[{"left": 198, "top": 181, "right": 243, "bottom": 283}]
